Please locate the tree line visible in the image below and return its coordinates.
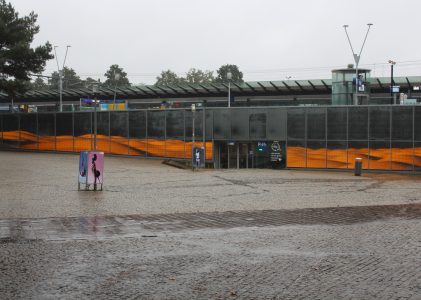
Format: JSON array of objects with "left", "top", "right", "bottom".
[
  {"left": 154, "top": 64, "right": 243, "bottom": 86},
  {"left": 30, "top": 64, "right": 131, "bottom": 90},
  {"left": 30, "top": 63, "right": 244, "bottom": 90}
]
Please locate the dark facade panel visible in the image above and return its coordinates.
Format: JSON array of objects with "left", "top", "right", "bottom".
[
  {"left": 110, "top": 111, "right": 128, "bottom": 138},
  {"left": 128, "top": 111, "right": 146, "bottom": 139},
  {"left": 194, "top": 111, "right": 204, "bottom": 140},
  {"left": 213, "top": 110, "right": 231, "bottom": 140},
  {"left": 369, "top": 106, "right": 390, "bottom": 140},
  {"left": 20, "top": 114, "right": 37, "bottom": 134},
  {"left": 56, "top": 113, "right": 73, "bottom": 136},
  {"left": 185, "top": 110, "right": 203, "bottom": 141},
  {"left": 348, "top": 107, "right": 368, "bottom": 140},
  {"left": 231, "top": 109, "right": 249, "bottom": 140},
  {"left": 96, "top": 112, "right": 110, "bottom": 137},
  {"left": 38, "top": 113, "right": 55, "bottom": 136},
  {"left": 249, "top": 109, "right": 267, "bottom": 140},
  {"left": 287, "top": 107, "right": 305, "bottom": 140},
  {"left": 3, "top": 114, "right": 19, "bottom": 132},
  {"left": 415, "top": 106, "right": 421, "bottom": 141},
  {"left": 307, "top": 107, "right": 326, "bottom": 140},
  {"left": 267, "top": 108, "right": 287, "bottom": 141},
  {"left": 147, "top": 111, "right": 165, "bottom": 139},
  {"left": 392, "top": 106, "right": 413, "bottom": 141},
  {"left": 74, "top": 112, "right": 92, "bottom": 136},
  {"left": 205, "top": 110, "right": 213, "bottom": 140},
  {"left": 166, "top": 110, "right": 184, "bottom": 139},
  {"left": 327, "top": 107, "right": 347, "bottom": 140}
]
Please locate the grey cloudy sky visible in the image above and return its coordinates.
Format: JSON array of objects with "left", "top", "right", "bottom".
[{"left": 12, "top": 0, "right": 421, "bottom": 84}]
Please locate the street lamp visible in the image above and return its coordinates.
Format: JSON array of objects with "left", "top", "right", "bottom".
[
  {"left": 191, "top": 103, "right": 196, "bottom": 171},
  {"left": 343, "top": 23, "right": 373, "bottom": 105},
  {"left": 113, "top": 72, "right": 121, "bottom": 110},
  {"left": 227, "top": 71, "right": 232, "bottom": 108},
  {"left": 388, "top": 60, "right": 396, "bottom": 104},
  {"left": 54, "top": 45, "right": 71, "bottom": 112},
  {"left": 92, "top": 82, "right": 99, "bottom": 151}
]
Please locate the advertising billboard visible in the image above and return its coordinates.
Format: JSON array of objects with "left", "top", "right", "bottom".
[{"left": 78, "top": 151, "right": 104, "bottom": 190}]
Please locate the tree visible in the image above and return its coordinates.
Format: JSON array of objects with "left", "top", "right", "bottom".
[
  {"left": 104, "top": 64, "right": 130, "bottom": 86},
  {"left": 50, "top": 67, "right": 82, "bottom": 89},
  {"left": 0, "top": 0, "right": 53, "bottom": 98},
  {"left": 214, "top": 64, "right": 244, "bottom": 84},
  {"left": 84, "top": 77, "right": 100, "bottom": 88},
  {"left": 185, "top": 68, "right": 214, "bottom": 84},
  {"left": 32, "top": 77, "right": 47, "bottom": 89},
  {"left": 155, "top": 70, "right": 185, "bottom": 86}
]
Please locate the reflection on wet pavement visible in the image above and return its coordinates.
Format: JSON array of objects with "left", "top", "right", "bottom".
[{"left": 1, "top": 203, "right": 420, "bottom": 242}]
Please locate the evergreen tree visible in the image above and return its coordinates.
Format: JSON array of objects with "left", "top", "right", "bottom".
[{"left": 0, "top": 0, "right": 53, "bottom": 98}]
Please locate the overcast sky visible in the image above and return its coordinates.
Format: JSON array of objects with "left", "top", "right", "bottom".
[{"left": 12, "top": 0, "right": 421, "bottom": 84}]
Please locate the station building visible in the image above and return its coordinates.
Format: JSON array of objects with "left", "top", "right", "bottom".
[{"left": 1, "top": 67, "right": 421, "bottom": 172}]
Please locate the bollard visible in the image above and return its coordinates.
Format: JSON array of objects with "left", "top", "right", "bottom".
[{"left": 354, "top": 157, "right": 362, "bottom": 176}]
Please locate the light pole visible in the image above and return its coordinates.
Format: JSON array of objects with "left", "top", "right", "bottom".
[
  {"left": 54, "top": 45, "right": 71, "bottom": 112},
  {"left": 92, "top": 82, "right": 99, "bottom": 151},
  {"left": 388, "top": 60, "right": 396, "bottom": 105},
  {"left": 227, "top": 71, "right": 232, "bottom": 108},
  {"left": 343, "top": 23, "right": 373, "bottom": 105},
  {"left": 191, "top": 103, "right": 196, "bottom": 171},
  {"left": 113, "top": 72, "right": 121, "bottom": 110}
]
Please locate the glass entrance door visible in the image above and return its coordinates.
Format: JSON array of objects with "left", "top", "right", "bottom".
[
  {"left": 228, "top": 143, "right": 237, "bottom": 169},
  {"left": 239, "top": 143, "right": 248, "bottom": 168},
  {"left": 219, "top": 142, "right": 228, "bottom": 168}
]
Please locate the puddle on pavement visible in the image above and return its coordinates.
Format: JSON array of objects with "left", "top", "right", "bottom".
[{"left": 0, "top": 203, "right": 420, "bottom": 242}]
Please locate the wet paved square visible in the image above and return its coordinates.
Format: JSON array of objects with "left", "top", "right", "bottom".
[{"left": 0, "top": 152, "right": 420, "bottom": 299}]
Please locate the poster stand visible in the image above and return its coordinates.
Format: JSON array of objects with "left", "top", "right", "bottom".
[
  {"left": 192, "top": 147, "right": 205, "bottom": 170},
  {"left": 78, "top": 151, "right": 104, "bottom": 191}
]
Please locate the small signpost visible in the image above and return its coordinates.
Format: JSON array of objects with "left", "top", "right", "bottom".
[
  {"left": 192, "top": 147, "right": 205, "bottom": 170},
  {"left": 270, "top": 141, "right": 282, "bottom": 162},
  {"left": 78, "top": 151, "right": 104, "bottom": 191}
]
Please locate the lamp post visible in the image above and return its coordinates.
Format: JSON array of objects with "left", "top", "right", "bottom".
[
  {"left": 113, "top": 72, "right": 121, "bottom": 110},
  {"left": 227, "top": 71, "right": 232, "bottom": 108},
  {"left": 343, "top": 23, "right": 373, "bottom": 105},
  {"left": 92, "top": 83, "right": 99, "bottom": 151},
  {"left": 54, "top": 45, "right": 71, "bottom": 112},
  {"left": 388, "top": 60, "right": 396, "bottom": 104},
  {"left": 191, "top": 103, "right": 196, "bottom": 171}
]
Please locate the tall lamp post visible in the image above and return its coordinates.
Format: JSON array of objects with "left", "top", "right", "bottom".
[
  {"left": 54, "top": 45, "right": 71, "bottom": 112},
  {"left": 191, "top": 103, "right": 196, "bottom": 171},
  {"left": 227, "top": 71, "right": 232, "bottom": 108},
  {"left": 92, "top": 82, "right": 99, "bottom": 151},
  {"left": 113, "top": 72, "right": 121, "bottom": 110},
  {"left": 388, "top": 60, "right": 396, "bottom": 105},
  {"left": 343, "top": 23, "right": 373, "bottom": 105}
]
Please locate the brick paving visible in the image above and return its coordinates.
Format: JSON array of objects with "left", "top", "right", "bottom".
[
  {"left": 0, "top": 203, "right": 420, "bottom": 242},
  {"left": 1, "top": 152, "right": 421, "bottom": 299},
  {"left": 0, "top": 213, "right": 420, "bottom": 299}
]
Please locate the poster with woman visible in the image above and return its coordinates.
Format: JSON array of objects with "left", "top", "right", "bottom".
[
  {"left": 87, "top": 152, "right": 104, "bottom": 186},
  {"left": 78, "top": 151, "right": 104, "bottom": 190}
]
